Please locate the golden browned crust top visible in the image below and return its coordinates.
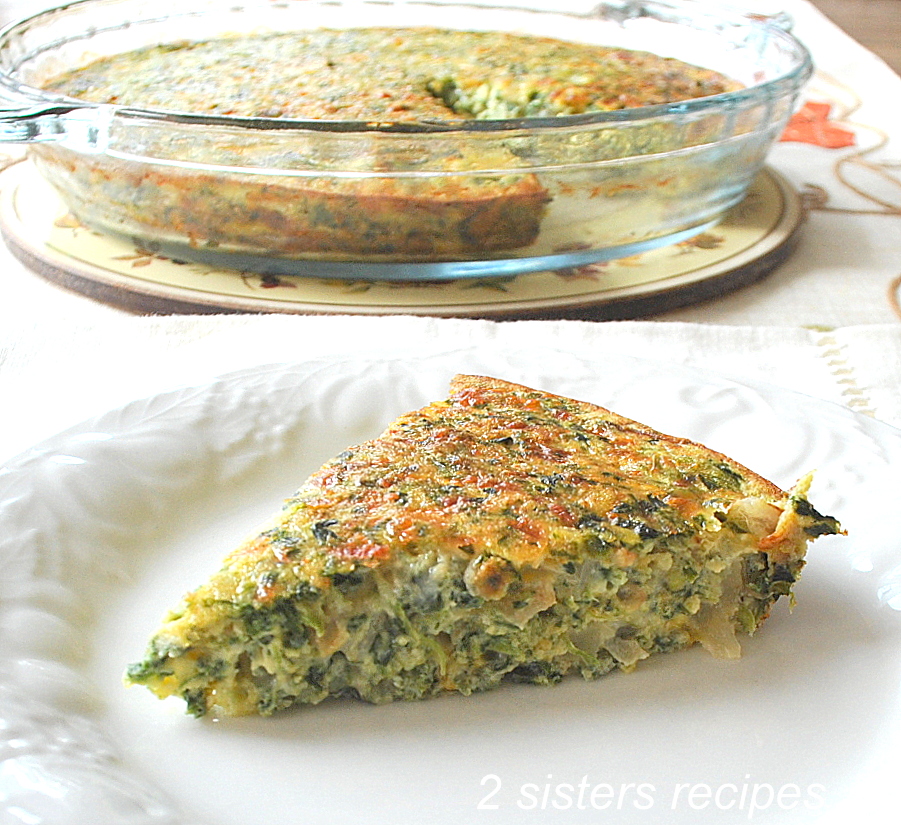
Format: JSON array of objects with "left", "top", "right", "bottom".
[{"left": 220, "top": 374, "right": 791, "bottom": 586}]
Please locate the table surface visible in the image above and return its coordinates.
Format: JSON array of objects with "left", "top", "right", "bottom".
[{"left": 810, "top": 0, "right": 901, "bottom": 74}]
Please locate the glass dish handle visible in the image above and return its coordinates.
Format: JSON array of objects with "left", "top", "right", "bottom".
[
  {"left": 591, "top": 1, "right": 795, "bottom": 31},
  {"left": 743, "top": 8, "right": 795, "bottom": 31},
  {"left": 0, "top": 102, "right": 87, "bottom": 143},
  {"left": 0, "top": 80, "right": 92, "bottom": 144}
]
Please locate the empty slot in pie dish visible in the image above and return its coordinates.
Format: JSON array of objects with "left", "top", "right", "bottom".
[{"left": 0, "top": 0, "right": 812, "bottom": 280}]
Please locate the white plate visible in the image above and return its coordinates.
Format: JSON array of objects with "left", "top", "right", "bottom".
[{"left": 1, "top": 349, "right": 899, "bottom": 825}]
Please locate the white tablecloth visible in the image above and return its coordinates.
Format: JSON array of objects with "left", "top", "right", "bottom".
[{"left": 1, "top": 314, "right": 899, "bottom": 466}]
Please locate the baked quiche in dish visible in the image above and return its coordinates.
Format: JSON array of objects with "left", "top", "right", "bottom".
[
  {"left": 45, "top": 28, "right": 738, "bottom": 121},
  {"left": 37, "top": 25, "right": 739, "bottom": 262},
  {"left": 126, "top": 376, "right": 841, "bottom": 717}
]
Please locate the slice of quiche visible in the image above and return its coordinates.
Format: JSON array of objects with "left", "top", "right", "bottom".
[{"left": 126, "top": 375, "right": 841, "bottom": 717}]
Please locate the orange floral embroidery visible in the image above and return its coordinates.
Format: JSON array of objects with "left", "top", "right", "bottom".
[{"left": 780, "top": 101, "right": 856, "bottom": 148}]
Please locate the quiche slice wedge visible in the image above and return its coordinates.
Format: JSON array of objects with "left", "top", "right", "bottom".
[{"left": 125, "top": 375, "right": 842, "bottom": 717}]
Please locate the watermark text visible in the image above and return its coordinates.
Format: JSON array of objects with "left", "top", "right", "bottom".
[{"left": 477, "top": 774, "right": 825, "bottom": 819}]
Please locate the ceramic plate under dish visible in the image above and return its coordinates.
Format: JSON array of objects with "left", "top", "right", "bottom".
[
  {"left": 0, "top": 161, "right": 802, "bottom": 318},
  {"left": 1, "top": 348, "right": 898, "bottom": 824}
]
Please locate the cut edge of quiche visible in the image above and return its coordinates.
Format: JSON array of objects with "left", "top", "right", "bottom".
[{"left": 125, "top": 375, "right": 843, "bottom": 717}]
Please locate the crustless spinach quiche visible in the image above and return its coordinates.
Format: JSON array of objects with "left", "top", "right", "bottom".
[
  {"left": 39, "top": 28, "right": 740, "bottom": 260},
  {"left": 45, "top": 29, "right": 737, "bottom": 121},
  {"left": 126, "top": 376, "right": 841, "bottom": 717}
]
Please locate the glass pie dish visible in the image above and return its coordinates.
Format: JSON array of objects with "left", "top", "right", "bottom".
[{"left": 0, "top": 0, "right": 812, "bottom": 281}]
